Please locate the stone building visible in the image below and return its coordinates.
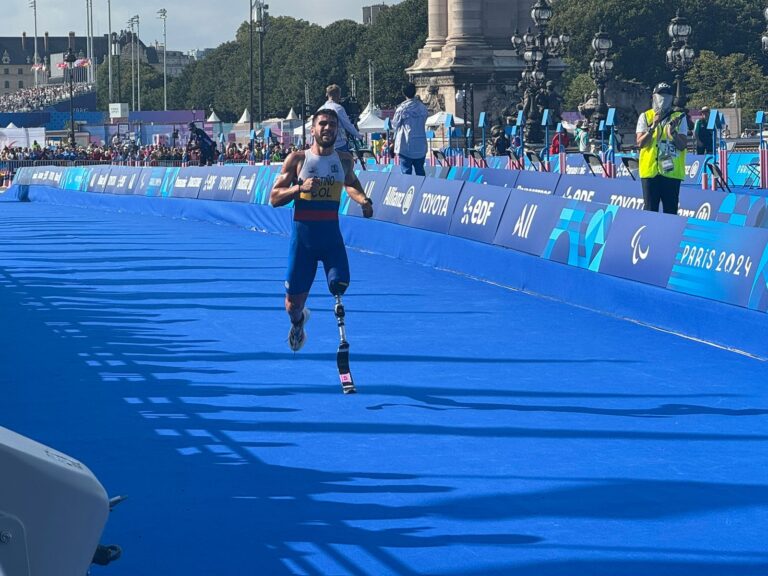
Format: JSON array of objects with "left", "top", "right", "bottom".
[{"left": 408, "top": 0, "right": 565, "bottom": 129}]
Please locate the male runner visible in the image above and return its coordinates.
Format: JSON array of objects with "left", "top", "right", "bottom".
[{"left": 270, "top": 108, "right": 373, "bottom": 353}]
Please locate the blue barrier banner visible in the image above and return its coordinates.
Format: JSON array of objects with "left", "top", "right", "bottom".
[
  {"left": 562, "top": 154, "right": 590, "bottom": 175},
  {"left": 667, "top": 219, "right": 768, "bottom": 309},
  {"left": 104, "top": 166, "right": 141, "bottom": 195},
  {"left": 748, "top": 245, "right": 768, "bottom": 312},
  {"left": 599, "top": 209, "right": 687, "bottom": 287},
  {"left": 727, "top": 152, "right": 760, "bottom": 187},
  {"left": 135, "top": 167, "right": 177, "bottom": 197},
  {"left": 542, "top": 201, "right": 619, "bottom": 271},
  {"left": 11, "top": 166, "right": 31, "bottom": 185},
  {"left": 515, "top": 170, "right": 560, "bottom": 195},
  {"left": 424, "top": 165, "right": 450, "bottom": 178},
  {"left": 232, "top": 165, "right": 280, "bottom": 204},
  {"left": 407, "top": 177, "right": 464, "bottom": 234},
  {"left": 374, "top": 173, "right": 425, "bottom": 226},
  {"left": 677, "top": 187, "right": 726, "bottom": 220},
  {"left": 449, "top": 182, "right": 509, "bottom": 244},
  {"left": 715, "top": 193, "right": 768, "bottom": 228},
  {"left": 493, "top": 191, "right": 570, "bottom": 256},
  {"left": 555, "top": 174, "right": 643, "bottom": 209},
  {"left": 28, "top": 165, "right": 65, "bottom": 187},
  {"left": 487, "top": 156, "right": 509, "bottom": 170},
  {"left": 342, "top": 170, "right": 390, "bottom": 218},
  {"left": 446, "top": 166, "right": 481, "bottom": 181},
  {"left": 473, "top": 167, "right": 520, "bottom": 187},
  {"left": 60, "top": 166, "right": 90, "bottom": 191},
  {"left": 682, "top": 154, "right": 708, "bottom": 185},
  {"left": 197, "top": 165, "right": 242, "bottom": 201},
  {"left": 169, "top": 167, "right": 205, "bottom": 199},
  {"left": 85, "top": 165, "right": 112, "bottom": 193}
]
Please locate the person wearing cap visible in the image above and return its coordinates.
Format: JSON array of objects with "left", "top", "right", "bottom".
[
  {"left": 635, "top": 82, "right": 688, "bottom": 214},
  {"left": 694, "top": 107, "right": 714, "bottom": 155}
]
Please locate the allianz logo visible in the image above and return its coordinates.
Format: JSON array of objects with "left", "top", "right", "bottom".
[
  {"left": 512, "top": 203, "right": 537, "bottom": 239},
  {"left": 383, "top": 185, "right": 415, "bottom": 215},
  {"left": 563, "top": 186, "right": 595, "bottom": 202},
  {"left": 460, "top": 195, "right": 496, "bottom": 226},
  {"left": 631, "top": 225, "right": 650, "bottom": 265},
  {"left": 678, "top": 202, "right": 712, "bottom": 220}
]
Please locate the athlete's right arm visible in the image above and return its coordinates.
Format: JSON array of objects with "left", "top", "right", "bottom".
[{"left": 270, "top": 152, "right": 317, "bottom": 207}]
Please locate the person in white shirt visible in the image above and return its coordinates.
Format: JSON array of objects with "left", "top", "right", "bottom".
[
  {"left": 392, "top": 82, "right": 429, "bottom": 176},
  {"left": 319, "top": 84, "right": 363, "bottom": 152}
]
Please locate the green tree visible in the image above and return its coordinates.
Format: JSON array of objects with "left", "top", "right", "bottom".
[{"left": 685, "top": 50, "right": 768, "bottom": 125}]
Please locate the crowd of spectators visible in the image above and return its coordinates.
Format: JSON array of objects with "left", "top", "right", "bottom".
[{"left": 0, "top": 82, "right": 94, "bottom": 113}]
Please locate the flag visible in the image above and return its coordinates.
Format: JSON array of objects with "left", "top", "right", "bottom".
[{"left": 57, "top": 62, "right": 68, "bottom": 69}]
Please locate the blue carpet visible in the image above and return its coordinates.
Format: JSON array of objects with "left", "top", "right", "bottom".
[{"left": 0, "top": 202, "right": 767, "bottom": 576}]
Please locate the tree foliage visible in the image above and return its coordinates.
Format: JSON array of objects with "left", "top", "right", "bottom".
[{"left": 98, "top": 0, "right": 426, "bottom": 119}]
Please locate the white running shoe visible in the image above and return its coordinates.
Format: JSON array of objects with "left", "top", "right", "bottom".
[{"left": 288, "top": 308, "right": 311, "bottom": 352}]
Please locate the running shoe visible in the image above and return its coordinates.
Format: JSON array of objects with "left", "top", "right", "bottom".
[{"left": 288, "top": 308, "right": 310, "bottom": 352}]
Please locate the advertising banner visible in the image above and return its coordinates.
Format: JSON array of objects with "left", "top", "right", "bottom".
[
  {"left": 682, "top": 154, "right": 708, "bottom": 185},
  {"left": 424, "top": 165, "right": 450, "bottom": 178},
  {"left": 716, "top": 193, "right": 768, "bottom": 228},
  {"left": 373, "top": 173, "right": 425, "bottom": 226},
  {"left": 473, "top": 167, "right": 520, "bottom": 188},
  {"left": 542, "top": 201, "right": 619, "bottom": 271},
  {"left": 515, "top": 170, "right": 560, "bottom": 195},
  {"left": 197, "top": 166, "right": 242, "bottom": 202},
  {"left": 562, "top": 154, "right": 590, "bottom": 176},
  {"left": 231, "top": 165, "right": 281, "bottom": 204},
  {"left": 448, "top": 182, "right": 510, "bottom": 244},
  {"left": 493, "top": 191, "right": 570, "bottom": 257},
  {"left": 135, "top": 167, "right": 177, "bottom": 197},
  {"left": 169, "top": 167, "right": 206, "bottom": 199},
  {"left": 727, "top": 152, "right": 760, "bottom": 187},
  {"left": 555, "top": 174, "right": 643, "bottom": 210},
  {"left": 85, "top": 165, "right": 112, "bottom": 193},
  {"left": 599, "top": 209, "right": 687, "bottom": 287},
  {"left": 104, "top": 166, "right": 141, "bottom": 195},
  {"left": 677, "top": 187, "right": 726, "bottom": 220},
  {"left": 11, "top": 166, "right": 31, "bottom": 186},
  {"left": 28, "top": 165, "right": 65, "bottom": 187},
  {"left": 407, "top": 177, "right": 464, "bottom": 234},
  {"left": 341, "top": 170, "right": 391, "bottom": 217},
  {"left": 667, "top": 219, "right": 768, "bottom": 309},
  {"left": 60, "top": 166, "right": 91, "bottom": 191}
]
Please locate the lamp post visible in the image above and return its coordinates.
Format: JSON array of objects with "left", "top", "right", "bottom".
[
  {"left": 761, "top": 6, "right": 768, "bottom": 55},
  {"left": 111, "top": 33, "right": 121, "bottom": 104},
  {"left": 107, "top": 0, "right": 113, "bottom": 101},
  {"left": 511, "top": 0, "right": 569, "bottom": 144},
  {"left": 65, "top": 47, "right": 77, "bottom": 147},
  {"left": 29, "top": 1, "right": 39, "bottom": 87},
  {"left": 158, "top": 9, "right": 168, "bottom": 110},
  {"left": 666, "top": 10, "right": 695, "bottom": 112},
  {"left": 249, "top": 0, "right": 255, "bottom": 153},
  {"left": 128, "top": 17, "right": 136, "bottom": 111},
  {"left": 134, "top": 14, "right": 141, "bottom": 111},
  {"left": 588, "top": 26, "right": 614, "bottom": 140},
  {"left": 253, "top": 1, "right": 269, "bottom": 122}
]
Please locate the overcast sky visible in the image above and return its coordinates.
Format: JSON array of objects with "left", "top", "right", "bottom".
[{"left": 6, "top": 1, "right": 403, "bottom": 53}]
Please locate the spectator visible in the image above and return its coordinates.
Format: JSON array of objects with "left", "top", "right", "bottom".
[
  {"left": 318, "top": 84, "right": 362, "bottom": 152},
  {"left": 549, "top": 129, "right": 570, "bottom": 156},
  {"left": 694, "top": 107, "right": 714, "bottom": 155},
  {"left": 392, "top": 82, "right": 429, "bottom": 176},
  {"left": 575, "top": 121, "right": 590, "bottom": 152}
]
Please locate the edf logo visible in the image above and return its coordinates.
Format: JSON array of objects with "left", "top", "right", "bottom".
[{"left": 460, "top": 195, "right": 496, "bottom": 226}]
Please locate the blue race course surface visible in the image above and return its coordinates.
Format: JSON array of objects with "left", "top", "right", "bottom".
[{"left": 1, "top": 201, "right": 767, "bottom": 576}]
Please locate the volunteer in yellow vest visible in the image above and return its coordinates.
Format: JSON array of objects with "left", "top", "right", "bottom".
[{"left": 635, "top": 82, "right": 689, "bottom": 214}]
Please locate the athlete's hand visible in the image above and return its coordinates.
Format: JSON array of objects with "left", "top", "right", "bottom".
[
  {"left": 299, "top": 178, "right": 321, "bottom": 195},
  {"left": 361, "top": 198, "right": 373, "bottom": 218}
]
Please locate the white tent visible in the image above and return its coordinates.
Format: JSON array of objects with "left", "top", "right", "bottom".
[
  {"left": 5, "top": 122, "right": 18, "bottom": 129},
  {"left": 293, "top": 120, "right": 312, "bottom": 136},
  {"left": 237, "top": 108, "right": 251, "bottom": 125},
  {"left": 285, "top": 107, "right": 298, "bottom": 121},
  {"left": 358, "top": 112, "right": 386, "bottom": 134},
  {"left": 425, "top": 111, "right": 464, "bottom": 127},
  {"left": 0, "top": 127, "right": 46, "bottom": 148},
  {"left": 207, "top": 110, "right": 221, "bottom": 123}
]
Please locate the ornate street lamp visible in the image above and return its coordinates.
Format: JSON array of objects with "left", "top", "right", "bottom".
[
  {"left": 64, "top": 47, "right": 77, "bottom": 147},
  {"left": 761, "top": 6, "right": 768, "bottom": 55},
  {"left": 157, "top": 9, "right": 168, "bottom": 111},
  {"left": 587, "top": 26, "right": 614, "bottom": 139},
  {"left": 511, "top": 0, "right": 569, "bottom": 144},
  {"left": 253, "top": 1, "right": 269, "bottom": 122},
  {"left": 666, "top": 10, "right": 695, "bottom": 112}
]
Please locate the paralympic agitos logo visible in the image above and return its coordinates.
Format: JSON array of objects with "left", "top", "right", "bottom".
[{"left": 631, "top": 225, "right": 650, "bottom": 265}]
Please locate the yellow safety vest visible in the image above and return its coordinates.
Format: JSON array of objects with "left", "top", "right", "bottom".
[{"left": 638, "top": 109, "right": 687, "bottom": 180}]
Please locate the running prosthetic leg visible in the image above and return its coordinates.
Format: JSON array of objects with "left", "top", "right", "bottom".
[{"left": 334, "top": 295, "right": 356, "bottom": 394}]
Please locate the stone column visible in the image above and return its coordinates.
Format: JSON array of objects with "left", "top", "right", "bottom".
[
  {"left": 445, "top": 0, "right": 486, "bottom": 46},
  {"left": 425, "top": 0, "right": 448, "bottom": 48}
]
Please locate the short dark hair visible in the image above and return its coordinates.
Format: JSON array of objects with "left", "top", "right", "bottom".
[
  {"left": 402, "top": 83, "right": 417, "bottom": 99},
  {"left": 313, "top": 108, "right": 339, "bottom": 124}
]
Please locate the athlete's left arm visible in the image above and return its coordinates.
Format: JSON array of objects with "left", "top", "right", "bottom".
[{"left": 341, "top": 153, "right": 373, "bottom": 218}]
